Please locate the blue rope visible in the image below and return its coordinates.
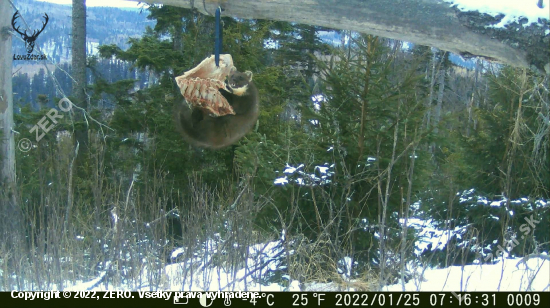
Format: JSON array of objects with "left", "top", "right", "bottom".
[{"left": 214, "top": 7, "right": 222, "bottom": 67}]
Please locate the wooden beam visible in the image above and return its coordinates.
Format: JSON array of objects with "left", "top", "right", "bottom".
[{"left": 139, "top": 0, "right": 549, "bottom": 73}]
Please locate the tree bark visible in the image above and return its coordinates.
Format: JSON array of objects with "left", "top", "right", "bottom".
[
  {"left": 72, "top": 0, "right": 87, "bottom": 133},
  {"left": 433, "top": 66, "right": 446, "bottom": 134},
  {"left": 68, "top": 0, "right": 87, "bottom": 229},
  {"left": 0, "top": 1, "right": 15, "bottom": 191},
  {"left": 425, "top": 52, "right": 437, "bottom": 131},
  {"left": 141, "top": 0, "right": 549, "bottom": 73},
  {"left": 0, "top": 0, "right": 23, "bottom": 251}
]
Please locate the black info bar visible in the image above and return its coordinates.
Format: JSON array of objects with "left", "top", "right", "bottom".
[{"left": 3, "top": 291, "right": 548, "bottom": 308}]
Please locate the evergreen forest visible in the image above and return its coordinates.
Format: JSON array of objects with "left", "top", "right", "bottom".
[{"left": 2, "top": 3, "right": 549, "bottom": 291}]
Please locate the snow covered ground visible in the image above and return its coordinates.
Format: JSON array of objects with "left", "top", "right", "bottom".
[
  {"left": 443, "top": 0, "right": 549, "bottom": 28},
  {"left": 385, "top": 256, "right": 549, "bottom": 292},
  {"left": 59, "top": 191, "right": 549, "bottom": 292},
  {"left": 63, "top": 230, "right": 549, "bottom": 292},
  {"left": 63, "top": 247, "right": 548, "bottom": 292}
]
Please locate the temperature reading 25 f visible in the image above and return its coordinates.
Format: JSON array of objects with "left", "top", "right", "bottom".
[{"left": 292, "top": 293, "right": 325, "bottom": 306}]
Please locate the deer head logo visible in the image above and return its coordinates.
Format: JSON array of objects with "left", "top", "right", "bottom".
[{"left": 11, "top": 11, "right": 49, "bottom": 54}]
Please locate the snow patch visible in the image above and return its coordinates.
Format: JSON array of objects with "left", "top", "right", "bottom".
[{"left": 444, "top": 0, "right": 549, "bottom": 28}]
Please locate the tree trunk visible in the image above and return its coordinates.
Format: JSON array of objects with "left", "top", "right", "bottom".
[
  {"left": 72, "top": 0, "right": 87, "bottom": 137},
  {"left": 430, "top": 66, "right": 446, "bottom": 153},
  {"left": 0, "top": 0, "right": 23, "bottom": 253},
  {"left": 68, "top": 0, "right": 87, "bottom": 229},
  {"left": 173, "top": 16, "right": 183, "bottom": 53},
  {"left": 0, "top": 1, "right": 15, "bottom": 192},
  {"left": 433, "top": 67, "right": 446, "bottom": 135},
  {"left": 425, "top": 52, "right": 437, "bottom": 131}
]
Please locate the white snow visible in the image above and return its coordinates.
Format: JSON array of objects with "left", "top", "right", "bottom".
[
  {"left": 315, "top": 165, "right": 329, "bottom": 174},
  {"left": 283, "top": 164, "right": 303, "bottom": 174},
  {"left": 62, "top": 241, "right": 549, "bottom": 292},
  {"left": 276, "top": 163, "right": 334, "bottom": 186},
  {"left": 385, "top": 255, "right": 550, "bottom": 291},
  {"left": 28, "top": 197, "right": 550, "bottom": 292},
  {"left": 444, "top": 0, "right": 549, "bottom": 28},
  {"left": 311, "top": 94, "right": 326, "bottom": 111},
  {"left": 274, "top": 177, "right": 289, "bottom": 185}
]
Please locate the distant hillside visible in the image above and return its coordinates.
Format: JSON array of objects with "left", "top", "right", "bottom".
[
  {"left": 11, "top": 0, "right": 152, "bottom": 109},
  {"left": 12, "top": 0, "right": 153, "bottom": 65}
]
